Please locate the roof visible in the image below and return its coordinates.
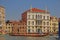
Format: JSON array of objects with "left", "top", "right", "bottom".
[
  {"left": 24, "top": 8, "right": 49, "bottom": 13},
  {"left": 6, "top": 20, "right": 26, "bottom": 25},
  {"left": 50, "top": 16, "right": 58, "bottom": 20}
]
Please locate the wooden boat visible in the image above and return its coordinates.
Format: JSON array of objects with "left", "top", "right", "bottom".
[{"left": 10, "top": 33, "right": 48, "bottom": 37}]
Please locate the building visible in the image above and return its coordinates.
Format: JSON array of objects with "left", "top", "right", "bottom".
[
  {"left": 0, "top": 6, "right": 6, "bottom": 34},
  {"left": 50, "top": 16, "right": 58, "bottom": 34},
  {"left": 22, "top": 8, "right": 50, "bottom": 34},
  {"left": 59, "top": 18, "right": 60, "bottom": 38},
  {"left": 6, "top": 20, "right": 13, "bottom": 34},
  {"left": 12, "top": 21, "right": 27, "bottom": 35},
  {"left": 3, "top": 6, "right": 58, "bottom": 36}
]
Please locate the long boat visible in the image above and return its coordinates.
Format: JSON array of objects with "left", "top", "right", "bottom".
[{"left": 10, "top": 33, "right": 49, "bottom": 37}]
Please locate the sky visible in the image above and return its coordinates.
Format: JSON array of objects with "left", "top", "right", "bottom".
[{"left": 0, "top": 0, "right": 60, "bottom": 20}]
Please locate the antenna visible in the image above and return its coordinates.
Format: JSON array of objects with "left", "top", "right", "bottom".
[
  {"left": 45, "top": 6, "right": 49, "bottom": 14},
  {"left": 30, "top": 5, "right": 32, "bottom": 12},
  {"left": 45, "top": 6, "right": 48, "bottom": 13}
]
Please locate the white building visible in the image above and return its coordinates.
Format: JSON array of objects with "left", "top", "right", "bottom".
[{"left": 26, "top": 8, "right": 50, "bottom": 34}]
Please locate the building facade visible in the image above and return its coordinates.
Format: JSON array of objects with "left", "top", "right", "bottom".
[
  {"left": 22, "top": 8, "right": 50, "bottom": 34},
  {"left": 12, "top": 21, "right": 27, "bottom": 35},
  {"left": 50, "top": 16, "right": 58, "bottom": 34},
  {"left": 6, "top": 20, "right": 13, "bottom": 34},
  {"left": 0, "top": 6, "right": 6, "bottom": 34},
  {"left": 0, "top": 6, "right": 59, "bottom": 35}
]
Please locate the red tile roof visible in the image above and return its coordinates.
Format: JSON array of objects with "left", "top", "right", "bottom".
[{"left": 24, "top": 8, "right": 49, "bottom": 13}]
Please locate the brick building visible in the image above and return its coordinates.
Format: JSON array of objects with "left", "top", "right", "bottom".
[{"left": 12, "top": 21, "right": 27, "bottom": 35}]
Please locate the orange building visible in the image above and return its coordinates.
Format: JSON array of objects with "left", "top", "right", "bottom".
[{"left": 12, "top": 21, "right": 27, "bottom": 35}]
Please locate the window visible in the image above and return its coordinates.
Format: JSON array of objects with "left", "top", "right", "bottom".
[
  {"left": 8, "top": 27, "right": 10, "bottom": 29},
  {"left": 44, "top": 27, "right": 45, "bottom": 29},
  {"left": 43, "top": 22, "right": 45, "bottom": 25},
  {"left": 28, "top": 26, "right": 30, "bottom": 28},
  {"left": 37, "top": 15, "right": 42, "bottom": 19},
  {"left": 28, "top": 21, "right": 30, "bottom": 25},
  {"left": 32, "top": 15, "right": 34, "bottom": 19},
  {"left": 36, "top": 20, "right": 42, "bottom": 25},
  {"left": 37, "top": 29, "right": 40, "bottom": 33},
  {"left": 38, "top": 15, "right": 39, "bottom": 19},
  {"left": 44, "top": 30, "right": 45, "bottom": 32},
  {"left": 32, "top": 26, "right": 34, "bottom": 28},
  {"left": 47, "top": 22, "right": 49, "bottom": 25},
  {"left": 36, "top": 26, "right": 37, "bottom": 28},
  {"left": 28, "top": 15, "right": 30, "bottom": 19},
  {"left": 32, "top": 21, "right": 34, "bottom": 25},
  {"left": 43, "top": 16, "right": 45, "bottom": 19},
  {"left": 40, "top": 15, "right": 42, "bottom": 19},
  {"left": 36, "top": 15, "right": 37, "bottom": 19},
  {"left": 18, "top": 29, "right": 19, "bottom": 33},
  {"left": 47, "top": 30, "right": 49, "bottom": 32},
  {"left": 47, "top": 16, "right": 49, "bottom": 20},
  {"left": 28, "top": 29, "right": 30, "bottom": 33},
  {"left": 9, "top": 24, "right": 10, "bottom": 25},
  {"left": 53, "top": 23, "right": 56, "bottom": 26}
]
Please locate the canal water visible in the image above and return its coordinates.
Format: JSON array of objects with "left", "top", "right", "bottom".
[{"left": 0, "top": 34, "right": 58, "bottom": 40}]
